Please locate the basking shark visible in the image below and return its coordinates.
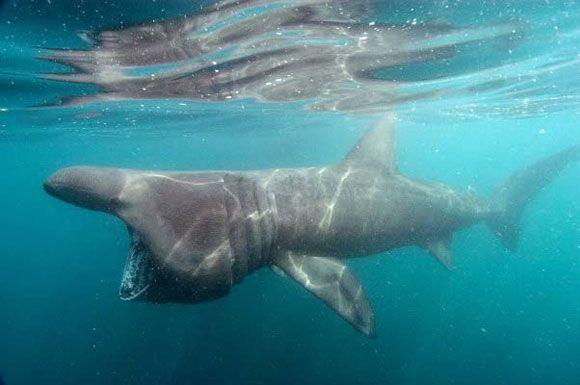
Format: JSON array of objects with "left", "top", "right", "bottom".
[{"left": 44, "top": 115, "right": 579, "bottom": 336}]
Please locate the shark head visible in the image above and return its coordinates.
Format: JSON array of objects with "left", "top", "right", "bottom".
[
  {"left": 43, "top": 166, "right": 126, "bottom": 213},
  {"left": 43, "top": 167, "right": 264, "bottom": 304}
]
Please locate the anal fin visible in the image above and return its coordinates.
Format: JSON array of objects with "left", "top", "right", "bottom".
[
  {"left": 274, "top": 252, "right": 375, "bottom": 337},
  {"left": 424, "top": 236, "right": 453, "bottom": 270}
]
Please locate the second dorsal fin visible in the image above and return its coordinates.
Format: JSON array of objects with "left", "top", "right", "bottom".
[{"left": 344, "top": 113, "right": 397, "bottom": 173}]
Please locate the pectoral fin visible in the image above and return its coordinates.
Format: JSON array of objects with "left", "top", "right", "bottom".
[
  {"left": 274, "top": 252, "right": 375, "bottom": 337},
  {"left": 425, "top": 236, "right": 453, "bottom": 270}
]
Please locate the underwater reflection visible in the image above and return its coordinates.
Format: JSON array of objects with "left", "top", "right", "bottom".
[{"left": 40, "top": 0, "right": 520, "bottom": 112}]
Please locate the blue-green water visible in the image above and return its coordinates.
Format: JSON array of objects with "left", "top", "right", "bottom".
[{"left": 1, "top": 1, "right": 579, "bottom": 384}]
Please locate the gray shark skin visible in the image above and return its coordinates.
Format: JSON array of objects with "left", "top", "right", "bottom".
[{"left": 43, "top": 116, "right": 579, "bottom": 336}]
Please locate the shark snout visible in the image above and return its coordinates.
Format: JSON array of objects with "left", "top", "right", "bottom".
[{"left": 44, "top": 166, "right": 126, "bottom": 212}]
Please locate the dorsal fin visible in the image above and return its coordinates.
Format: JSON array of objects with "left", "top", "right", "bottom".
[{"left": 344, "top": 113, "right": 397, "bottom": 173}]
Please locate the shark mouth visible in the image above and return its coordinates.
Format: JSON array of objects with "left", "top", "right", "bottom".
[
  {"left": 118, "top": 229, "right": 224, "bottom": 304},
  {"left": 119, "top": 231, "right": 155, "bottom": 301}
]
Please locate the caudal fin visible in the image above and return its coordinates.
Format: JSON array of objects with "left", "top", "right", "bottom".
[{"left": 487, "top": 145, "right": 580, "bottom": 251}]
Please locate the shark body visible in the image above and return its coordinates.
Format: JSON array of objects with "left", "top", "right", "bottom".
[{"left": 44, "top": 116, "right": 579, "bottom": 335}]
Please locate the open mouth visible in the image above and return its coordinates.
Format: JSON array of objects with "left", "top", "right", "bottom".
[
  {"left": 118, "top": 230, "right": 213, "bottom": 304},
  {"left": 119, "top": 233, "right": 155, "bottom": 301}
]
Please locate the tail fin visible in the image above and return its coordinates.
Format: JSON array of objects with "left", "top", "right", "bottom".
[{"left": 487, "top": 145, "right": 580, "bottom": 251}]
